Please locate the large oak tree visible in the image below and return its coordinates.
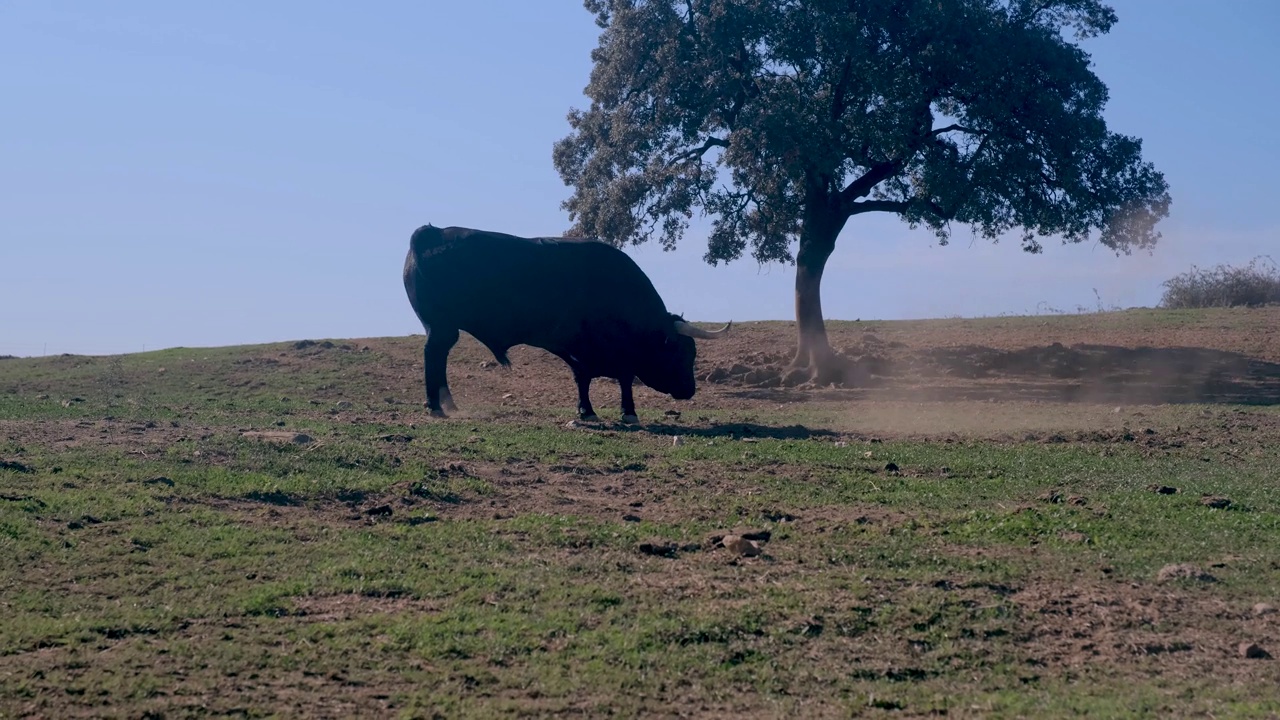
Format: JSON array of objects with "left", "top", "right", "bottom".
[{"left": 554, "top": 0, "right": 1170, "bottom": 381}]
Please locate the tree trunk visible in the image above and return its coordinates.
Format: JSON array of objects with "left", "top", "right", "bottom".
[{"left": 790, "top": 217, "right": 845, "bottom": 383}]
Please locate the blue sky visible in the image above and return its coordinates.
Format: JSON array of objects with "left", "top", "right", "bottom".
[{"left": 1, "top": 1, "right": 1277, "bottom": 356}]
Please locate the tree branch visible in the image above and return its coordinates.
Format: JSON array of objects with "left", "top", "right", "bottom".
[
  {"left": 930, "top": 123, "right": 982, "bottom": 137},
  {"left": 665, "top": 136, "right": 729, "bottom": 167},
  {"left": 831, "top": 55, "right": 854, "bottom": 122},
  {"left": 1016, "top": 0, "right": 1056, "bottom": 27},
  {"left": 838, "top": 160, "right": 901, "bottom": 210},
  {"left": 848, "top": 200, "right": 911, "bottom": 215}
]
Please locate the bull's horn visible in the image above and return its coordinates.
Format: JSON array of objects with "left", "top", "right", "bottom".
[{"left": 674, "top": 320, "right": 732, "bottom": 339}]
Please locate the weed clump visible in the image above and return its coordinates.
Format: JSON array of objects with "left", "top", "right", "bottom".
[{"left": 1160, "top": 256, "right": 1280, "bottom": 309}]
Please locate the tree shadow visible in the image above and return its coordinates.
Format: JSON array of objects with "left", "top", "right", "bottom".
[{"left": 719, "top": 343, "right": 1280, "bottom": 406}]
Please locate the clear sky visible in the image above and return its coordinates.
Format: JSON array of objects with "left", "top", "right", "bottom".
[{"left": 1, "top": 1, "right": 1277, "bottom": 356}]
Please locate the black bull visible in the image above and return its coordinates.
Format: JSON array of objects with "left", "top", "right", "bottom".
[{"left": 402, "top": 225, "right": 730, "bottom": 422}]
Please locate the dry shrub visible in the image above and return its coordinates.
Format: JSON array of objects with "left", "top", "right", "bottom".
[{"left": 1160, "top": 256, "right": 1280, "bottom": 309}]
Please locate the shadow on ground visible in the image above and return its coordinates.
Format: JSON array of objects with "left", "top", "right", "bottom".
[
  {"left": 620, "top": 422, "right": 839, "bottom": 440},
  {"left": 714, "top": 344, "right": 1280, "bottom": 406}
]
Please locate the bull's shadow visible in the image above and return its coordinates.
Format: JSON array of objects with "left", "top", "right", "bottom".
[
  {"left": 724, "top": 343, "right": 1280, "bottom": 406},
  {"left": 614, "top": 421, "right": 838, "bottom": 441}
]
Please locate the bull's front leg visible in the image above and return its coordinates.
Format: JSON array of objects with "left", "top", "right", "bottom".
[{"left": 619, "top": 377, "right": 639, "bottom": 424}]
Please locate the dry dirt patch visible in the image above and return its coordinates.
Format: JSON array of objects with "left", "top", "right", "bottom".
[{"left": 1013, "top": 580, "right": 1280, "bottom": 679}]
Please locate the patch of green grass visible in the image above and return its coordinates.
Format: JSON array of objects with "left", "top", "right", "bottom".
[{"left": 4, "top": 327, "right": 1280, "bottom": 717}]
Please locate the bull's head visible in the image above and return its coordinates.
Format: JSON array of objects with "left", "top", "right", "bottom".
[{"left": 637, "top": 316, "right": 731, "bottom": 400}]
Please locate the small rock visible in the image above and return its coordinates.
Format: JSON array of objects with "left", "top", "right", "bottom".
[
  {"left": 1239, "top": 642, "right": 1271, "bottom": 659},
  {"left": 863, "top": 451, "right": 874, "bottom": 458},
  {"left": 1253, "top": 603, "right": 1276, "bottom": 617},
  {"left": 1038, "top": 490, "right": 1065, "bottom": 504},
  {"left": 1067, "top": 495, "right": 1088, "bottom": 506},
  {"left": 706, "top": 528, "right": 771, "bottom": 547},
  {"left": 1147, "top": 484, "right": 1179, "bottom": 495},
  {"left": 834, "top": 441, "right": 848, "bottom": 448},
  {"left": 365, "top": 504, "right": 393, "bottom": 517},
  {"left": 1157, "top": 563, "right": 1217, "bottom": 583},
  {"left": 622, "top": 514, "right": 642, "bottom": 523},
  {"left": 663, "top": 410, "right": 681, "bottom": 419},
  {"left": 721, "top": 535, "right": 761, "bottom": 557},
  {"left": 335, "top": 401, "right": 354, "bottom": 410},
  {"left": 637, "top": 540, "right": 678, "bottom": 558},
  {"left": 672, "top": 436, "right": 684, "bottom": 446},
  {"left": 502, "top": 393, "right": 514, "bottom": 399},
  {"left": 565, "top": 420, "right": 579, "bottom": 428},
  {"left": 241, "top": 431, "right": 313, "bottom": 444},
  {"left": 1200, "top": 495, "right": 1232, "bottom": 509},
  {"left": 884, "top": 462, "right": 900, "bottom": 473}
]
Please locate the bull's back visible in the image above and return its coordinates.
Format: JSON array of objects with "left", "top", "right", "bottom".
[{"left": 404, "top": 226, "right": 664, "bottom": 349}]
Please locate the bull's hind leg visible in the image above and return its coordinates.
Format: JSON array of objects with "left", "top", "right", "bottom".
[
  {"left": 555, "top": 354, "right": 599, "bottom": 422},
  {"left": 557, "top": 364, "right": 598, "bottom": 421},
  {"left": 423, "top": 326, "right": 460, "bottom": 416},
  {"left": 619, "top": 377, "right": 639, "bottom": 424},
  {"left": 574, "top": 371, "right": 599, "bottom": 421},
  {"left": 439, "top": 386, "right": 458, "bottom": 413}
]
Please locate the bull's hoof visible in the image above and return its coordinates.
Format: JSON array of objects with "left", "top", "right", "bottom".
[
  {"left": 579, "top": 413, "right": 599, "bottom": 422},
  {"left": 621, "top": 414, "right": 640, "bottom": 425},
  {"left": 426, "top": 406, "right": 448, "bottom": 418}
]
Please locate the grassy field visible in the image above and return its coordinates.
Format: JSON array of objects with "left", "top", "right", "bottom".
[{"left": 2, "top": 308, "right": 1279, "bottom": 718}]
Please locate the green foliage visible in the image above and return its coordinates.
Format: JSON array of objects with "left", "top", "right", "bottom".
[
  {"left": 1160, "top": 256, "right": 1280, "bottom": 309},
  {"left": 556, "top": 0, "right": 1170, "bottom": 261}
]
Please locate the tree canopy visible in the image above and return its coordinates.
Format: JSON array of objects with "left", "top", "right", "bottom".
[{"left": 554, "top": 0, "right": 1171, "bottom": 378}]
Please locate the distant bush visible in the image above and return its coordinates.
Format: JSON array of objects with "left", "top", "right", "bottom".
[{"left": 1160, "top": 256, "right": 1280, "bottom": 309}]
